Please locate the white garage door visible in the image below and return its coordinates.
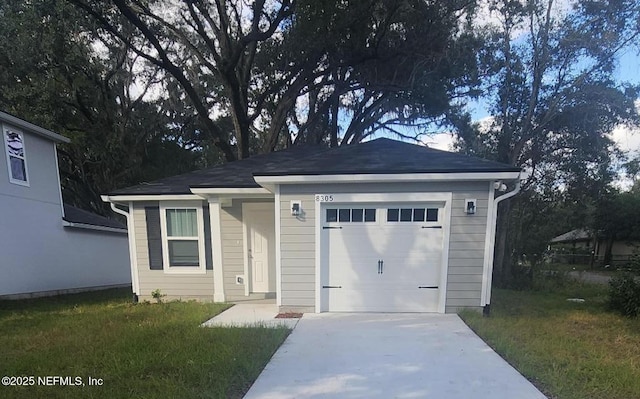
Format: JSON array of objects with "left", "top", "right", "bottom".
[{"left": 323, "top": 205, "right": 444, "bottom": 312}]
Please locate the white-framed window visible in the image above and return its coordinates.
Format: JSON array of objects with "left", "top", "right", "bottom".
[
  {"left": 3, "top": 125, "right": 29, "bottom": 186},
  {"left": 159, "top": 202, "right": 206, "bottom": 274},
  {"left": 386, "top": 207, "right": 439, "bottom": 223}
]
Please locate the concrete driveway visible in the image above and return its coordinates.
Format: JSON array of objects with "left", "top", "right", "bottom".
[{"left": 244, "top": 313, "right": 547, "bottom": 399}]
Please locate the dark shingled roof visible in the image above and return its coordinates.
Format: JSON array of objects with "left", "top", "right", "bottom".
[
  {"left": 109, "top": 138, "right": 520, "bottom": 196},
  {"left": 550, "top": 229, "right": 592, "bottom": 243},
  {"left": 63, "top": 204, "right": 126, "bottom": 230}
]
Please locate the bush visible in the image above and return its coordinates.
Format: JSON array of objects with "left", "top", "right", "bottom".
[{"left": 608, "top": 274, "right": 640, "bottom": 317}]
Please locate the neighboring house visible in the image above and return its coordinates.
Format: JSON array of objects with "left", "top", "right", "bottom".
[
  {"left": 102, "top": 138, "right": 522, "bottom": 313},
  {"left": 550, "top": 228, "right": 639, "bottom": 266},
  {"left": 0, "top": 111, "right": 130, "bottom": 298},
  {"left": 549, "top": 229, "right": 593, "bottom": 251}
]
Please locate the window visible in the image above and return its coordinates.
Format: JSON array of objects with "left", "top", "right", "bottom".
[
  {"left": 160, "top": 204, "right": 205, "bottom": 273},
  {"left": 326, "top": 209, "right": 338, "bottom": 222},
  {"left": 426, "top": 208, "right": 438, "bottom": 222},
  {"left": 387, "top": 207, "right": 439, "bottom": 222},
  {"left": 166, "top": 209, "right": 199, "bottom": 266},
  {"left": 364, "top": 209, "right": 376, "bottom": 222},
  {"left": 3, "top": 127, "right": 28, "bottom": 185},
  {"left": 351, "top": 208, "right": 363, "bottom": 222},
  {"left": 400, "top": 208, "right": 412, "bottom": 222},
  {"left": 387, "top": 208, "right": 399, "bottom": 222},
  {"left": 326, "top": 208, "right": 376, "bottom": 223},
  {"left": 339, "top": 208, "right": 350, "bottom": 222}
]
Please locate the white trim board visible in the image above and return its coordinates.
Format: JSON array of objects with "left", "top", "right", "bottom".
[
  {"left": 0, "top": 111, "right": 70, "bottom": 143},
  {"left": 190, "top": 187, "right": 271, "bottom": 195},
  {"left": 274, "top": 185, "right": 283, "bottom": 307},
  {"left": 481, "top": 182, "right": 496, "bottom": 306},
  {"left": 103, "top": 194, "right": 203, "bottom": 202},
  {"left": 255, "top": 171, "right": 521, "bottom": 186},
  {"left": 209, "top": 200, "right": 226, "bottom": 302},
  {"left": 62, "top": 221, "right": 127, "bottom": 234}
]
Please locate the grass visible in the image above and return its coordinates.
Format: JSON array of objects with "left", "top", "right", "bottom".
[
  {"left": 0, "top": 289, "right": 290, "bottom": 399},
  {"left": 460, "top": 276, "right": 640, "bottom": 399}
]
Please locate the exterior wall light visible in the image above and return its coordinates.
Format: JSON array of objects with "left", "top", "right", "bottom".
[
  {"left": 465, "top": 199, "right": 476, "bottom": 215},
  {"left": 291, "top": 200, "right": 302, "bottom": 216}
]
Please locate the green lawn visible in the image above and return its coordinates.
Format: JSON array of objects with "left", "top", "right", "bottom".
[
  {"left": 0, "top": 289, "right": 289, "bottom": 399},
  {"left": 460, "top": 279, "right": 640, "bottom": 399}
]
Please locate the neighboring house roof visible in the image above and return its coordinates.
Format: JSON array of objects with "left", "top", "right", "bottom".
[
  {"left": 63, "top": 204, "right": 126, "bottom": 230},
  {"left": 109, "top": 138, "right": 521, "bottom": 196},
  {"left": 0, "top": 111, "right": 70, "bottom": 144},
  {"left": 550, "top": 229, "right": 592, "bottom": 243}
]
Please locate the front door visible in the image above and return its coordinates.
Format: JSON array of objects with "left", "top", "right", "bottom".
[{"left": 244, "top": 203, "right": 275, "bottom": 293}]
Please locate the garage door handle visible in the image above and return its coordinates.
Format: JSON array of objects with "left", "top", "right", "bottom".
[
  {"left": 322, "top": 285, "right": 342, "bottom": 289},
  {"left": 378, "top": 260, "right": 384, "bottom": 274},
  {"left": 323, "top": 226, "right": 343, "bottom": 229},
  {"left": 422, "top": 226, "right": 442, "bottom": 229},
  {"left": 418, "top": 286, "right": 438, "bottom": 289}
]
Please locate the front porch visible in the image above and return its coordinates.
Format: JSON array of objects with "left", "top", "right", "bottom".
[{"left": 211, "top": 197, "right": 280, "bottom": 306}]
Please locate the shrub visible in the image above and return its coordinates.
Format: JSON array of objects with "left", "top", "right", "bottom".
[
  {"left": 608, "top": 274, "right": 640, "bottom": 317},
  {"left": 151, "top": 289, "right": 166, "bottom": 304}
]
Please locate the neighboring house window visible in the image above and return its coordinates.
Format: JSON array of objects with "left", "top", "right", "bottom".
[
  {"left": 3, "top": 126, "right": 29, "bottom": 186},
  {"left": 160, "top": 203, "right": 206, "bottom": 274}
]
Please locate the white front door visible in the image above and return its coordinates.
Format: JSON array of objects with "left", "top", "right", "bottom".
[
  {"left": 244, "top": 204, "right": 275, "bottom": 293},
  {"left": 324, "top": 204, "right": 444, "bottom": 312}
]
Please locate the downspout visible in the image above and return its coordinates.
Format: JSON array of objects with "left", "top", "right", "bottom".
[
  {"left": 482, "top": 176, "right": 522, "bottom": 315},
  {"left": 104, "top": 197, "right": 140, "bottom": 302}
]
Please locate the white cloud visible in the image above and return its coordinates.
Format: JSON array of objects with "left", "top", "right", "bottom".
[
  {"left": 609, "top": 124, "right": 640, "bottom": 156},
  {"left": 422, "top": 133, "right": 455, "bottom": 151}
]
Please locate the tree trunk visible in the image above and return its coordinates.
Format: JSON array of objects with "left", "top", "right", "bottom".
[
  {"left": 589, "top": 235, "right": 597, "bottom": 269},
  {"left": 604, "top": 237, "right": 614, "bottom": 266}
]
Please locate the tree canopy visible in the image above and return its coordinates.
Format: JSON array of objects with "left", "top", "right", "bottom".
[
  {"left": 451, "top": 0, "right": 640, "bottom": 284},
  {"left": 68, "top": 0, "right": 481, "bottom": 160}
]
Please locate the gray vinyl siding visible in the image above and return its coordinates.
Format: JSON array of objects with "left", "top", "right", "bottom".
[
  {"left": 447, "top": 184, "right": 489, "bottom": 311},
  {"left": 280, "top": 197, "right": 316, "bottom": 308},
  {"left": 279, "top": 181, "right": 491, "bottom": 313},
  {"left": 132, "top": 202, "right": 214, "bottom": 301},
  {"left": 220, "top": 200, "right": 244, "bottom": 301}
]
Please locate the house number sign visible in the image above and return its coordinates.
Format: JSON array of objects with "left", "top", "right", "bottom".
[{"left": 315, "top": 194, "right": 334, "bottom": 202}]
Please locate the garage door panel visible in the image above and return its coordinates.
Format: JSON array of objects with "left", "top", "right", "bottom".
[
  {"left": 324, "top": 202, "right": 445, "bottom": 313},
  {"left": 328, "top": 284, "right": 440, "bottom": 312}
]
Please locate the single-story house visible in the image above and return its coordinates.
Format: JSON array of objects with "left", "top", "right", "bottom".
[
  {"left": 550, "top": 228, "right": 639, "bottom": 266},
  {"left": 102, "top": 138, "right": 522, "bottom": 313},
  {"left": 0, "top": 111, "right": 131, "bottom": 298}
]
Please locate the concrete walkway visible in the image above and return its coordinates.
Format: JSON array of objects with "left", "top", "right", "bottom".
[
  {"left": 201, "top": 303, "right": 299, "bottom": 328},
  {"left": 244, "top": 313, "right": 547, "bottom": 399}
]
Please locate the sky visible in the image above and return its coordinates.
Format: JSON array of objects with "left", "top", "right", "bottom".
[{"left": 424, "top": 51, "right": 640, "bottom": 161}]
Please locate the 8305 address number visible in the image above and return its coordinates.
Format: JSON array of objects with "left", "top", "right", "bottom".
[{"left": 315, "top": 195, "right": 334, "bottom": 202}]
